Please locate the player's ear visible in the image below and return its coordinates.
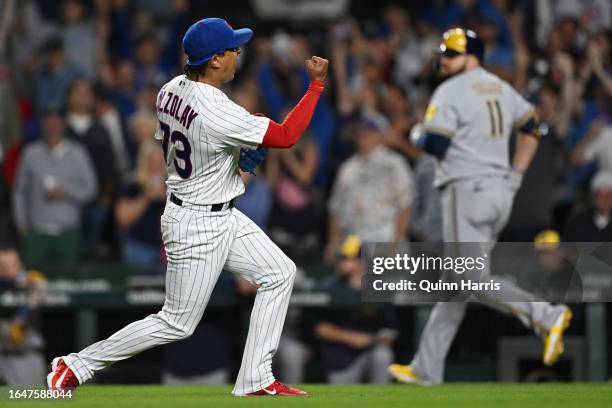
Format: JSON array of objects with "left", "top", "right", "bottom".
[{"left": 209, "top": 55, "right": 222, "bottom": 69}]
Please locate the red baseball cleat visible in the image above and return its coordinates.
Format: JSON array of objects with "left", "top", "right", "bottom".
[
  {"left": 246, "top": 380, "right": 308, "bottom": 396},
  {"left": 46, "top": 357, "right": 80, "bottom": 390}
]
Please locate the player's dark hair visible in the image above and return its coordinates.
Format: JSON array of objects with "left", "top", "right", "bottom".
[{"left": 184, "top": 63, "right": 208, "bottom": 80}]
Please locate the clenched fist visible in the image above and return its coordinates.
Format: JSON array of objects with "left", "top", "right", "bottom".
[{"left": 306, "top": 56, "right": 329, "bottom": 82}]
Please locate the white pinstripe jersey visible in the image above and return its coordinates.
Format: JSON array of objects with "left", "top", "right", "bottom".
[{"left": 154, "top": 75, "right": 270, "bottom": 205}]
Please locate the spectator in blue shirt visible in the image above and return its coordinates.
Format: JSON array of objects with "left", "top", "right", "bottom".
[{"left": 34, "top": 37, "right": 80, "bottom": 114}]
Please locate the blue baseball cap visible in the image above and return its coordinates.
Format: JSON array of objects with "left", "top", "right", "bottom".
[{"left": 183, "top": 18, "right": 253, "bottom": 66}]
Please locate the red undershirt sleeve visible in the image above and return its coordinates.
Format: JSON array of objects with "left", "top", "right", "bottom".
[{"left": 260, "top": 80, "right": 324, "bottom": 148}]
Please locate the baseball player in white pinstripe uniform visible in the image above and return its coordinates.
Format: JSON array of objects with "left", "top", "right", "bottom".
[{"left": 47, "top": 17, "right": 328, "bottom": 397}]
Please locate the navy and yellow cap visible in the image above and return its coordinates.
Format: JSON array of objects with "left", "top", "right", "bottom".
[
  {"left": 183, "top": 18, "right": 253, "bottom": 66},
  {"left": 439, "top": 28, "right": 484, "bottom": 61}
]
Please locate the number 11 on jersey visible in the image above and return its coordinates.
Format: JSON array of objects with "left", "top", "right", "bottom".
[{"left": 486, "top": 99, "right": 503, "bottom": 138}]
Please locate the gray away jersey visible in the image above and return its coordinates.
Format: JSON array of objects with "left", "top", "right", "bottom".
[
  {"left": 423, "top": 67, "right": 534, "bottom": 187},
  {"left": 154, "top": 75, "right": 270, "bottom": 205}
]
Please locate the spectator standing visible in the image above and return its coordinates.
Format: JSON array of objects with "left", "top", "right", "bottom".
[
  {"left": 12, "top": 108, "right": 97, "bottom": 264},
  {"left": 326, "top": 117, "right": 414, "bottom": 260},
  {"left": 572, "top": 123, "right": 612, "bottom": 174},
  {"left": 64, "top": 79, "right": 117, "bottom": 256},
  {"left": 108, "top": 0, "right": 189, "bottom": 90},
  {"left": 95, "top": 83, "right": 130, "bottom": 179},
  {"left": 59, "top": 0, "right": 104, "bottom": 79},
  {"left": 34, "top": 37, "right": 80, "bottom": 113}
]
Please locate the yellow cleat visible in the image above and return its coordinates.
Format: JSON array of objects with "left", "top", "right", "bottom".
[
  {"left": 388, "top": 364, "right": 422, "bottom": 384},
  {"left": 9, "top": 321, "right": 25, "bottom": 347},
  {"left": 543, "top": 307, "right": 572, "bottom": 366},
  {"left": 26, "top": 270, "right": 47, "bottom": 284}
]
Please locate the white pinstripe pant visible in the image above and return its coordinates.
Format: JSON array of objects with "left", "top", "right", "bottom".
[{"left": 64, "top": 201, "right": 296, "bottom": 395}]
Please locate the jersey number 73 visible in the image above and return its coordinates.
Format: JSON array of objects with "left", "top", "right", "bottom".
[{"left": 159, "top": 120, "right": 193, "bottom": 179}]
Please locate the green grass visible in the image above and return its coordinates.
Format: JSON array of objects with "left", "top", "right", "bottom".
[{"left": 2, "top": 384, "right": 612, "bottom": 408}]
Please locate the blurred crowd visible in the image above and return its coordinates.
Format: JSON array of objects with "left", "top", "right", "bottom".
[
  {"left": 1, "top": 0, "right": 611, "bottom": 265},
  {"left": 0, "top": 0, "right": 611, "bottom": 385}
]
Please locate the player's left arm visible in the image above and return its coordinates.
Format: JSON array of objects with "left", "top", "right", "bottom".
[
  {"left": 259, "top": 80, "right": 325, "bottom": 149},
  {"left": 260, "top": 57, "right": 328, "bottom": 149},
  {"left": 238, "top": 147, "right": 267, "bottom": 175},
  {"left": 207, "top": 57, "right": 327, "bottom": 155}
]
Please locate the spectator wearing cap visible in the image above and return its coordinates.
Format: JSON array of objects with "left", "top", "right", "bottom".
[
  {"left": 520, "top": 230, "right": 583, "bottom": 302},
  {"left": 34, "top": 37, "right": 80, "bottom": 113},
  {"left": 313, "top": 236, "right": 397, "bottom": 384},
  {"left": 326, "top": 116, "right": 414, "bottom": 261},
  {"left": 563, "top": 172, "right": 612, "bottom": 241},
  {"left": 12, "top": 108, "right": 97, "bottom": 264}
]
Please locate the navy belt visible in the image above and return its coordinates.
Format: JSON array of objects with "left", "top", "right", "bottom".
[{"left": 170, "top": 193, "right": 235, "bottom": 212}]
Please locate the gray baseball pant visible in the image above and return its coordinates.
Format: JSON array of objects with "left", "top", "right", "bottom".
[{"left": 411, "top": 177, "right": 566, "bottom": 384}]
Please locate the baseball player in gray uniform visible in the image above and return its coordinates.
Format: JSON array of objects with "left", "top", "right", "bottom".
[
  {"left": 389, "top": 28, "right": 572, "bottom": 385},
  {"left": 47, "top": 18, "right": 328, "bottom": 396}
]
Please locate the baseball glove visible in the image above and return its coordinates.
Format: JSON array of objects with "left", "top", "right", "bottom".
[{"left": 239, "top": 147, "right": 267, "bottom": 175}]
